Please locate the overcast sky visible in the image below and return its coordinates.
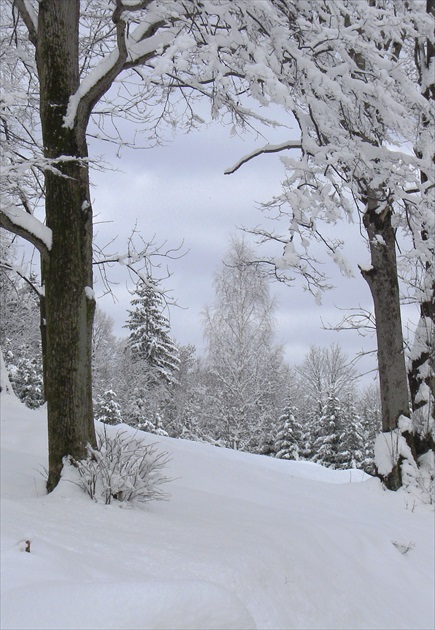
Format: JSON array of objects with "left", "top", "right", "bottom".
[{"left": 89, "top": 112, "right": 418, "bottom": 388}]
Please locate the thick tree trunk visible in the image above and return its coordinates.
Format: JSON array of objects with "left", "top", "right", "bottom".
[
  {"left": 408, "top": 287, "right": 435, "bottom": 442},
  {"left": 408, "top": 0, "right": 435, "bottom": 454},
  {"left": 361, "top": 192, "right": 412, "bottom": 490},
  {"left": 36, "top": 0, "right": 96, "bottom": 492}
]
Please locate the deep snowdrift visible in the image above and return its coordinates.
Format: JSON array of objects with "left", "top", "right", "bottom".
[{"left": 1, "top": 392, "right": 434, "bottom": 630}]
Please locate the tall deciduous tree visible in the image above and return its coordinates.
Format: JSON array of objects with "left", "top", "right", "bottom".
[
  {"left": 222, "top": 0, "right": 434, "bottom": 488},
  {"left": 407, "top": 0, "right": 435, "bottom": 454},
  {"left": 203, "top": 238, "right": 287, "bottom": 449}
]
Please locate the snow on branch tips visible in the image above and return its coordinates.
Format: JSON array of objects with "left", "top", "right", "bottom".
[{"left": 93, "top": 228, "right": 183, "bottom": 304}]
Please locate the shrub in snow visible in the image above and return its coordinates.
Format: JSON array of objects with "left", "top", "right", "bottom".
[{"left": 70, "top": 428, "right": 171, "bottom": 505}]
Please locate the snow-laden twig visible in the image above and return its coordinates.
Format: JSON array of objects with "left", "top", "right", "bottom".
[{"left": 224, "top": 140, "right": 302, "bottom": 175}]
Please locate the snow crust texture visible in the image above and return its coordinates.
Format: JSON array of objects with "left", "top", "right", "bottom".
[{"left": 1, "top": 394, "right": 434, "bottom": 630}]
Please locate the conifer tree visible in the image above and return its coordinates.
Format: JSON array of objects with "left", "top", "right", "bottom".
[
  {"left": 312, "top": 394, "right": 342, "bottom": 469},
  {"left": 335, "top": 397, "right": 365, "bottom": 470},
  {"left": 94, "top": 389, "right": 122, "bottom": 426},
  {"left": 123, "top": 387, "right": 151, "bottom": 429},
  {"left": 123, "top": 386, "right": 169, "bottom": 436},
  {"left": 275, "top": 404, "right": 303, "bottom": 461},
  {"left": 8, "top": 356, "right": 44, "bottom": 409},
  {"left": 125, "top": 277, "right": 179, "bottom": 385}
]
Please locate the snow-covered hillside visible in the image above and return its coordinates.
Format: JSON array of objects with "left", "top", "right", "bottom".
[{"left": 1, "top": 391, "right": 434, "bottom": 630}]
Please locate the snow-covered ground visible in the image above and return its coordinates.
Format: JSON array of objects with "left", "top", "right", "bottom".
[{"left": 1, "top": 391, "right": 434, "bottom": 630}]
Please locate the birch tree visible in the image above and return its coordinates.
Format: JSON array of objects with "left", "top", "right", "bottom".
[{"left": 203, "top": 238, "right": 287, "bottom": 450}]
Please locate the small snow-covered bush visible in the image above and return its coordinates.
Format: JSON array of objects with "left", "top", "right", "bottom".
[{"left": 70, "top": 428, "right": 171, "bottom": 505}]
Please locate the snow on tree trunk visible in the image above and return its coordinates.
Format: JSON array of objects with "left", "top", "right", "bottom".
[
  {"left": 0, "top": 348, "right": 16, "bottom": 398},
  {"left": 361, "top": 195, "right": 413, "bottom": 490},
  {"left": 37, "top": 0, "right": 96, "bottom": 491},
  {"left": 407, "top": 0, "right": 435, "bottom": 456}
]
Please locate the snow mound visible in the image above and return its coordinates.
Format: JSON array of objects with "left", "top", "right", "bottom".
[
  {"left": 2, "top": 579, "right": 255, "bottom": 630},
  {"left": 1, "top": 394, "right": 434, "bottom": 630}
]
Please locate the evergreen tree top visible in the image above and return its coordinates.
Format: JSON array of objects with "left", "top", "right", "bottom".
[{"left": 125, "top": 276, "right": 180, "bottom": 384}]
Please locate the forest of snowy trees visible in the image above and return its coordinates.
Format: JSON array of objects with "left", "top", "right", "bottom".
[
  {"left": 1, "top": 235, "right": 382, "bottom": 473},
  {"left": 0, "top": 0, "right": 433, "bottom": 493}
]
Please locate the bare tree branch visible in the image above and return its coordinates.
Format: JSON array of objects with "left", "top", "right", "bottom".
[
  {"left": 224, "top": 140, "right": 302, "bottom": 175},
  {"left": 14, "top": 0, "right": 38, "bottom": 47}
]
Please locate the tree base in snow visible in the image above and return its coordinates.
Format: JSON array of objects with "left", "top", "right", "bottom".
[{"left": 379, "top": 457, "right": 403, "bottom": 491}]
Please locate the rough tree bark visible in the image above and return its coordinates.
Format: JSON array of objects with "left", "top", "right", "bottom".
[
  {"left": 361, "top": 192, "right": 413, "bottom": 490},
  {"left": 36, "top": 0, "right": 96, "bottom": 491},
  {"left": 408, "top": 0, "right": 435, "bottom": 454}
]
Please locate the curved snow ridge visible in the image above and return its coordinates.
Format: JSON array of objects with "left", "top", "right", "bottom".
[{"left": 1, "top": 578, "right": 256, "bottom": 630}]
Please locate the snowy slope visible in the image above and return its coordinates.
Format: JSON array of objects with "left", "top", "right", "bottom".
[{"left": 1, "top": 392, "right": 434, "bottom": 630}]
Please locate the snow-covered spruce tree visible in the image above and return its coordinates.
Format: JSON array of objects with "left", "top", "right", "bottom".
[
  {"left": 8, "top": 356, "right": 44, "bottom": 409},
  {"left": 94, "top": 389, "right": 122, "bottom": 426},
  {"left": 295, "top": 344, "right": 358, "bottom": 461},
  {"left": 123, "top": 386, "right": 168, "bottom": 437},
  {"left": 115, "top": 343, "right": 171, "bottom": 436},
  {"left": 312, "top": 392, "right": 364, "bottom": 470},
  {"left": 160, "top": 344, "right": 207, "bottom": 440},
  {"left": 312, "top": 394, "right": 343, "bottom": 469},
  {"left": 335, "top": 395, "right": 365, "bottom": 470},
  {"left": 203, "top": 238, "right": 288, "bottom": 450},
  {"left": 123, "top": 387, "right": 152, "bottom": 430},
  {"left": 125, "top": 277, "right": 179, "bottom": 386},
  {"left": 275, "top": 404, "right": 303, "bottom": 461}
]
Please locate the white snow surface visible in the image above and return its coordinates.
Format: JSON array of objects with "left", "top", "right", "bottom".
[{"left": 1, "top": 393, "right": 434, "bottom": 630}]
